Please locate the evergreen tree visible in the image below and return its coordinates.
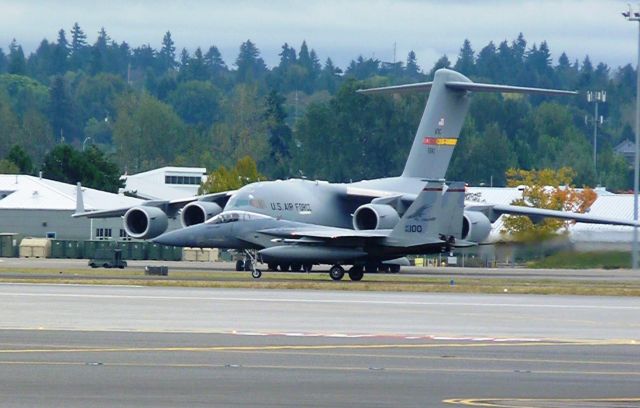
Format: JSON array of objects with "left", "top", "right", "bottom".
[
  {"left": 0, "top": 47, "right": 6, "bottom": 73},
  {"left": 6, "top": 144, "right": 33, "bottom": 173},
  {"left": 70, "top": 22, "right": 88, "bottom": 70},
  {"left": 235, "top": 40, "right": 267, "bottom": 83},
  {"left": 52, "top": 29, "right": 69, "bottom": 74},
  {"left": 405, "top": 50, "right": 420, "bottom": 79},
  {"left": 263, "top": 89, "right": 293, "bottom": 178},
  {"left": 158, "top": 31, "right": 176, "bottom": 72},
  {"left": 475, "top": 41, "right": 498, "bottom": 80},
  {"left": 453, "top": 39, "right": 475, "bottom": 76},
  {"left": 49, "top": 75, "right": 74, "bottom": 142},
  {"left": 204, "top": 45, "right": 228, "bottom": 84},
  {"left": 8, "top": 39, "right": 26, "bottom": 75},
  {"left": 319, "top": 57, "right": 341, "bottom": 94},
  {"left": 429, "top": 55, "right": 450, "bottom": 78}
]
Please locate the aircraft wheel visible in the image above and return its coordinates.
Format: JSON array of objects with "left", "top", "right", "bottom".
[
  {"left": 235, "top": 260, "right": 245, "bottom": 271},
  {"left": 329, "top": 265, "right": 345, "bottom": 281},
  {"left": 380, "top": 264, "right": 391, "bottom": 273},
  {"left": 291, "top": 263, "right": 302, "bottom": 272},
  {"left": 389, "top": 265, "right": 401, "bottom": 273},
  {"left": 348, "top": 266, "right": 364, "bottom": 281},
  {"left": 279, "top": 263, "right": 290, "bottom": 272},
  {"left": 251, "top": 269, "right": 262, "bottom": 279},
  {"left": 364, "top": 263, "right": 378, "bottom": 274},
  {"left": 267, "top": 263, "right": 278, "bottom": 271},
  {"left": 303, "top": 263, "right": 313, "bottom": 272}
]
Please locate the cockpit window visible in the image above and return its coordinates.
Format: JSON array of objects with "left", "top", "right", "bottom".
[{"left": 207, "top": 210, "right": 272, "bottom": 224}]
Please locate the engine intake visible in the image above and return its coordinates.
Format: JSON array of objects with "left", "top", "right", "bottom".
[
  {"left": 461, "top": 211, "right": 492, "bottom": 243},
  {"left": 352, "top": 204, "right": 400, "bottom": 230},
  {"left": 180, "top": 201, "right": 223, "bottom": 227},
  {"left": 124, "top": 206, "right": 169, "bottom": 239}
]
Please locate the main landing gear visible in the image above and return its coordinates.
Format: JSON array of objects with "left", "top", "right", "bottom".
[{"left": 328, "top": 265, "right": 364, "bottom": 281}]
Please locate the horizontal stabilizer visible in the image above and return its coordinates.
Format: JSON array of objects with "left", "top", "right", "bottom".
[
  {"left": 357, "top": 82, "right": 432, "bottom": 95},
  {"left": 357, "top": 81, "right": 576, "bottom": 96},
  {"left": 444, "top": 82, "right": 578, "bottom": 96}
]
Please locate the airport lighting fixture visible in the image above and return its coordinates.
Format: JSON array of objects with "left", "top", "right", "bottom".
[
  {"left": 622, "top": 5, "right": 640, "bottom": 270},
  {"left": 586, "top": 90, "right": 606, "bottom": 173}
]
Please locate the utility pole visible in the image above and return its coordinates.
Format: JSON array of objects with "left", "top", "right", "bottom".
[
  {"left": 622, "top": 5, "right": 640, "bottom": 270},
  {"left": 585, "top": 90, "right": 606, "bottom": 174}
]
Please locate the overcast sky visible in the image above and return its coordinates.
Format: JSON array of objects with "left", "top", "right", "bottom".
[{"left": 0, "top": 0, "right": 637, "bottom": 72}]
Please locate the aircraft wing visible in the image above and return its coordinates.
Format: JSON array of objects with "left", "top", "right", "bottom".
[
  {"left": 485, "top": 204, "right": 640, "bottom": 227},
  {"left": 73, "top": 190, "right": 236, "bottom": 219},
  {"left": 259, "top": 226, "right": 391, "bottom": 240}
]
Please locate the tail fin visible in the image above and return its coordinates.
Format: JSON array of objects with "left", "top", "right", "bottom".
[
  {"left": 357, "top": 68, "right": 577, "bottom": 180},
  {"left": 75, "top": 182, "right": 85, "bottom": 214},
  {"left": 436, "top": 182, "right": 465, "bottom": 239},
  {"left": 388, "top": 181, "right": 444, "bottom": 246}
]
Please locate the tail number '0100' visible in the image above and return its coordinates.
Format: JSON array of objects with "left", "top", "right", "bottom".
[{"left": 405, "top": 224, "right": 423, "bottom": 233}]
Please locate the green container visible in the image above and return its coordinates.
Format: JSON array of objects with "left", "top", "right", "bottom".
[
  {"left": 129, "top": 241, "right": 147, "bottom": 260},
  {"left": 65, "top": 241, "right": 82, "bottom": 259},
  {"left": 161, "top": 245, "right": 182, "bottom": 261},
  {"left": 50, "top": 240, "right": 66, "bottom": 259},
  {"left": 0, "top": 233, "right": 20, "bottom": 258},
  {"left": 147, "top": 243, "right": 162, "bottom": 260},
  {"left": 83, "top": 240, "right": 97, "bottom": 259},
  {"left": 84, "top": 240, "right": 115, "bottom": 259}
]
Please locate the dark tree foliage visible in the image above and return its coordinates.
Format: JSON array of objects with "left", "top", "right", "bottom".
[
  {"left": 235, "top": 40, "right": 267, "bottom": 83},
  {"left": 263, "top": 90, "right": 293, "bottom": 178},
  {"left": 49, "top": 75, "right": 75, "bottom": 141},
  {"left": 41, "top": 144, "right": 121, "bottom": 192},
  {"left": 6, "top": 144, "right": 33, "bottom": 174},
  {"left": 0, "top": 29, "right": 636, "bottom": 189},
  {"left": 8, "top": 39, "right": 26, "bottom": 75}
]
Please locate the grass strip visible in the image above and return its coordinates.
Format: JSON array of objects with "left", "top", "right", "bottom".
[{"left": 0, "top": 268, "right": 639, "bottom": 296}]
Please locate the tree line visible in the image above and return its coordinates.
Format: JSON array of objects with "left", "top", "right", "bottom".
[{"left": 0, "top": 26, "right": 635, "bottom": 191}]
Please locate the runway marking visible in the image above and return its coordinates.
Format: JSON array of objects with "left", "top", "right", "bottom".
[
  {"left": 1, "top": 339, "right": 638, "bottom": 354},
  {"left": 444, "top": 397, "right": 640, "bottom": 407},
  {"left": 1, "top": 291, "right": 640, "bottom": 310},
  {"left": 0, "top": 360, "right": 639, "bottom": 378},
  {"left": 2, "top": 327, "right": 639, "bottom": 345},
  {"left": 239, "top": 350, "right": 640, "bottom": 367}
]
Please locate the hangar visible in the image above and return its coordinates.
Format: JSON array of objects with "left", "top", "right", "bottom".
[{"left": 0, "top": 174, "right": 141, "bottom": 240}]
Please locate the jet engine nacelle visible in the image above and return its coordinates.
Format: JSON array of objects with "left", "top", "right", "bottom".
[
  {"left": 352, "top": 204, "right": 400, "bottom": 230},
  {"left": 180, "top": 201, "right": 223, "bottom": 227},
  {"left": 462, "top": 211, "right": 492, "bottom": 243},
  {"left": 123, "top": 206, "right": 169, "bottom": 239}
]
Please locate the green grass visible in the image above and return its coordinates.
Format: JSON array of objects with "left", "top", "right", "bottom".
[
  {"left": 1, "top": 266, "right": 639, "bottom": 296},
  {"left": 527, "top": 251, "right": 631, "bottom": 269}
]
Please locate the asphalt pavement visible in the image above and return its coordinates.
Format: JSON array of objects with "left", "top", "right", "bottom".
[{"left": 0, "top": 284, "right": 638, "bottom": 407}]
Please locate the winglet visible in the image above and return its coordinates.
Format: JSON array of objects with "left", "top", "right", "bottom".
[{"left": 75, "top": 182, "right": 85, "bottom": 214}]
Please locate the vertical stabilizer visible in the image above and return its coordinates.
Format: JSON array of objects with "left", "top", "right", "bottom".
[
  {"left": 75, "top": 182, "right": 85, "bottom": 214},
  {"left": 402, "top": 69, "right": 471, "bottom": 179},
  {"left": 437, "top": 182, "right": 465, "bottom": 239},
  {"left": 389, "top": 181, "right": 444, "bottom": 245}
]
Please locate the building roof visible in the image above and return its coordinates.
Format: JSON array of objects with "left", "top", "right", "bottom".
[
  {"left": 0, "top": 175, "right": 141, "bottom": 211},
  {"left": 120, "top": 166, "right": 206, "bottom": 200}
]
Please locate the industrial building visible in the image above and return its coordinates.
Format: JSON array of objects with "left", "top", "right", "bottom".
[
  {"left": 119, "top": 166, "right": 206, "bottom": 200},
  {"left": 0, "top": 174, "right": 141, "bottom": 241}
]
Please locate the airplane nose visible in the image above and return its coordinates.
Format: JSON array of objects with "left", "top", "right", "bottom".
[{"left": 153, "top": 226, "right": 200, "bottom": 247}]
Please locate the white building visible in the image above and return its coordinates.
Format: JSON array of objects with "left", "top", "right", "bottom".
[
  {"left": 466, "top": 186, "right": 634, "bottom": 248},
  {"left": 120, "top": 166, "right": 206, "bottom": 200},
  {"left": 0, "top": 174, "right": 142, "bottom": 240}
]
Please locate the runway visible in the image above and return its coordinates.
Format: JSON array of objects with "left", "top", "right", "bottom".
[{"left": 1, "top": 284, "right": 639, "bottom": 407}]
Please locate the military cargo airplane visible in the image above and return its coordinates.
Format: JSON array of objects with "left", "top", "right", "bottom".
[
  {"left": 154, "top": 181, "right": 471, "bottom": 280},
  {"left": 74, "top": 68, "right": 637, "bottom": 272}
]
